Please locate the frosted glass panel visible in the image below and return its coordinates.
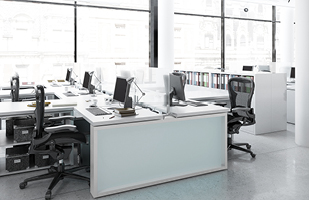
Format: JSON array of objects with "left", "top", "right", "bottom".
[{"left": 94, "top": 115, "right": 226, "bottom": 194}]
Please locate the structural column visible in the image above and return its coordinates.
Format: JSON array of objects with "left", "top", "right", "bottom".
[
  {"left": 155, "top": 0, "right": 174, "bottom": 82},
  {"left": 295, "top": 0, "right": 309, "bottom": 147},
  {"left": 280, "top": 7, "right": 294, "bottom": 69}
]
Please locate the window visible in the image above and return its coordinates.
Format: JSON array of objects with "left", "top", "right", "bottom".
[
  {"left": 225, "top": 0, "right": 272, "bottom": 21},
  {"left": 174, "top": 15, "right": 221, "bottom": 71},
  {"left": 174, "top": 0, "right": 221, "bottom": 71},
  {"left": 0, "top": 0, "right": 74, "bottom": 83},
  {"left": 77, "top": 6, "right": 150, "bottom": 83},
  {"left": 174, "top": 0, "right": 221, "bottom": 16},
  {"left": 225, "top": 19, "right": 272, "bottom": 70}
]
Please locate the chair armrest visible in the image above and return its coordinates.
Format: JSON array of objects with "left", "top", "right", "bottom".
[
  {"left": 231, "top": 107, "right": 251, "bottom": 113},
  {"left": 48, "top": 116, "right": 76, "bottom": 122},
  {"left": 44, "top": 124, "right": 77, "bottom": 134},
  {"left": 230, "top": 107, "right": 255, "bottom": 125}
]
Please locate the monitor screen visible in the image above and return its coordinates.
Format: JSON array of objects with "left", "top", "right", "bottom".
[
  {"left": 290, "top": 67, "right": 295, "bottom": 79},
  {"left": 82, "top": 71, "right": 93, "bottom": 89},
  {"left": 113, "top": 77, "right": 132, "bottom": 108},
  {"left": 243, "top": 66, "right": 253, "bottom": 71},
  {"left": 113, "top": 77, "right": 128, "bottom": 103},
  {"left": 170, "top": 73, "right": 186, "bottom": 105},
  {"left": 65, "top": 68, "right": 72, "bottom": 82}
]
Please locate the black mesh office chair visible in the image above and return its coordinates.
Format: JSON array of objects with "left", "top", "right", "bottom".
[
  {"left": 19, "top": 85, "right": 89, "bottom": 200},
  {"left": 227, "top": 77, "right": 256, "bottom": 158},
  {"left": 10, "top": 74, "right": 20, "bottom": 102}
]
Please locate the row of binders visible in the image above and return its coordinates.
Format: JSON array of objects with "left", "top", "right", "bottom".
[
  {"left": 175, "top": 71, "right": 210, "bottom": 87},
  {"left": 174, "top": 70, "right": 254, "bottom": 92}
]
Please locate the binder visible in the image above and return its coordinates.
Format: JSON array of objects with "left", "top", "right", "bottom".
[
  {"left": 225, "top": 75, "right": 229, "bottom": 90},
  {"left": 221, "top": 75, "right": 224, "bottom": 89},
  {"left": 197, "top": 72, "right": 200, "bottom": 86},
  {"left": 200, "top": 73, "right": 204, "bottom": 86}
]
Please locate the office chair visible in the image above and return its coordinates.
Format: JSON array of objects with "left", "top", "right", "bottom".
[
  {"left": 19, "top": 85, "right": 89, "bottom": 200},
  {"left": 227, "top": 77, "right": 256, "bottom": 158},
  {"left": 7, "top": 75, "right": 32, "bottom": 137},
  {"left": 10, "top": 75, "right": 20, "bottom": 102}
]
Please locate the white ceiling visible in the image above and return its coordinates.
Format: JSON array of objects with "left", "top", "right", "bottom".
[{"left": 228, "top": 0, "right": 295, "bottom": 7}]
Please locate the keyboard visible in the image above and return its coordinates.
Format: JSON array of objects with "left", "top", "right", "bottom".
[{"left": 86, "top": 107, "right": 112, "bottom": 116}]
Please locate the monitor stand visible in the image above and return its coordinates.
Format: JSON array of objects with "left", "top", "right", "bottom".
[
  {"left": 169, "top": 90, "right": 187, "bottom": 107},
  {"left": 124, "top": 97, "right": 133, "bottom": 109}
]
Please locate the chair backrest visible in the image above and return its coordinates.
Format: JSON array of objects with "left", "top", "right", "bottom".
[
  {"left": 228, "top": 77, "right": 255, "bottom": 109},
  {"left": 10, "top": 75, "right": 20, "bottom": 102},
  {"left": 34, "top": 85, "right": 45, "bottom": 138}
]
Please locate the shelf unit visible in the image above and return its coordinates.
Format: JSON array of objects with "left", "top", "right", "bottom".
[
  {"left": 174, "top": 70, "right": 287, "bottom": 135},
  {"left": 0, "top": 110, "right": 75, "bottom": 176}
]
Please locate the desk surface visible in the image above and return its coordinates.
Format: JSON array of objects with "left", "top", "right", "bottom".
[
  {"left": 0, "top": 83, "right": 229, "bottom": 122},
  {"left": 185, "top": 85, "right": 229, "bottom": 101},
  {"left": 169, "top": 104, "right": 229, "bottom": 118},
  {"left": 0, "top": 85, "right": 164, "bottom": 126}
]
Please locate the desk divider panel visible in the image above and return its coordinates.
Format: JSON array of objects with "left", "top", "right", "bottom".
[{"left": 90, "top": 113, "right": 227, "bottom": 198}]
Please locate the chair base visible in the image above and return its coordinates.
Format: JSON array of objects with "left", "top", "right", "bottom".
[
  {"left": 20, "top": 164, "right": 89, "bottom": 200},
  {"left": 228, "top": 138, "right": 256, "bottom": 158}
]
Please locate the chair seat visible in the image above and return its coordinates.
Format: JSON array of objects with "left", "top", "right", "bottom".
[{"left": 45, "top": 124, "right": 77, "bottom": 133}]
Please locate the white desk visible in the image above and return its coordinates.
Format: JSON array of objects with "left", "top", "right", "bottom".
[
  {"left": 76, "top": 104, "right": 228, "bottom": 198},
  {"left": 0, "top": 87, "right": 59, "bottom": 101},
  {"left": 0, "top": 84, "right": 228, "bottom": 198},
  {"left": 185, "top": 85, "right": 229, "bottom": 101}
]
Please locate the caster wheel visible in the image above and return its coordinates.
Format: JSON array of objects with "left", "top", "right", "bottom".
[
  {"left": 19, "top": 182, "right": 27, "bottom": 189},
  {"left": 246, "top": 144, "right": 251, "bottom": 149},
  {"left": 45, "top": 190, "right": 52, "bottom": 200},
  {"left": 251, "top": 153, "right": 256, "bottom": 158}
]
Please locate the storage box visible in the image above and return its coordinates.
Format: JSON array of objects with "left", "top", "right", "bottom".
[
  {"left": 35, "top": 153, "right": 56, "bottom": 168},
  {"left": 6, "top": 118, "right": 14, "bottom": 136},
  {"left": 6, "top": 117, "right": 35, "bottom": 137},
  {"left": 6, "top": 145, "right": 30, "bottom": 172},
  {"left": 14, "top": 117, "right": 35, "bottom": 126},
  {"left": 14, "top": 125, "right": 34, "bottom": 143}
]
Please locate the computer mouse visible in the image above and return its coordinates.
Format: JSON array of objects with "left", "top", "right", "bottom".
[{"left": 67, "top": 91, "right": 72, "bottom": 93}]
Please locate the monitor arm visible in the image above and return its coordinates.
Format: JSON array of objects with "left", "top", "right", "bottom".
[
  {"left": 93, "top": 73, "right": 102, "bottom": 91},
  {"left": 70, "top": 71, "right": 78, "bottom": 85},
  {"left": 88, "top": 84, "right": 95, "bottom": 94},
  {"left": 169, "top": 87, "right": 186, "bottom": 107},
  {"left": 169, "top": 87, "right": 176, "bottom": 106}
]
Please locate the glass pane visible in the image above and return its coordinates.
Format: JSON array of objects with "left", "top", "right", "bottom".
[
  {"left": 225, "top": 0, "right": 272, "bottom": 21},
  {"left": 77, "top": 6, "right": 150, "bottom": 83},
  {"left": 174, "top": 15, "right": 221, "bottom": 71},
  {"left": 225, "top": 19, "right": 272, "bottom": 71},
  {"left": 0, "top": 0, "right": 74, "bottom": 84},
  {"left": 77, "top": 0, "right": 149, "bottom": 10},
  {"left": 174, "top": 0, "right": 221, "bottom": 16}
]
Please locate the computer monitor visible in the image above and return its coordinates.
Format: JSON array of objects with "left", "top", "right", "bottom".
[
  {"left": 243, "top": 66, "right": 253, "bottom": 71},
  {"left": 113, "top": 76, "right": 133, "bottom": 108},
  {"left": 82, "top": 71, "right": 95, "bottom": 94},
  {"left": 65, "top": 68, "right": 72, "bottom": 82},
  {"left": 169, "top": 73, "right": 186, "bottom": 106},
  {"left": 290, "top": 67, "right": 295, "bottom": 79}
]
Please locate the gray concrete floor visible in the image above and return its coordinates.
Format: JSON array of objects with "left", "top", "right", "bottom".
[{"left": 1, "top": 124, "right": 308, "bottom": 200}]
